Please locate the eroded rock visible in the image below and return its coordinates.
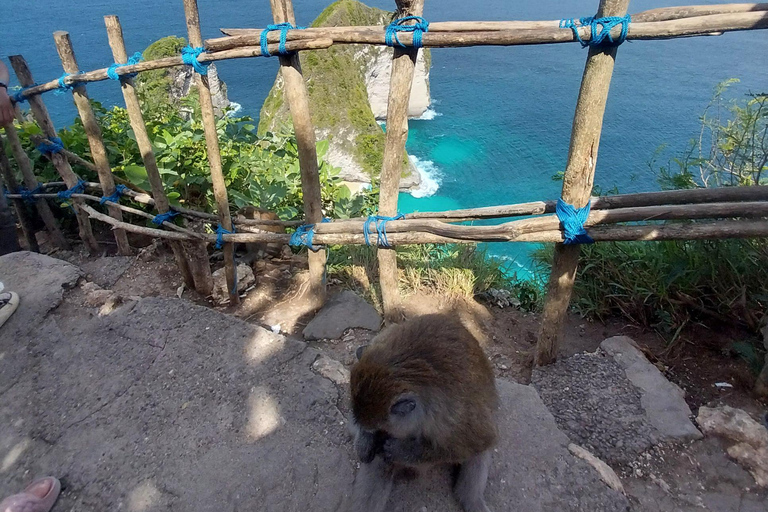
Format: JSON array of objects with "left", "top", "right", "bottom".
[{"left": 212, "top": 263, "right": 255, "bottom": 303}]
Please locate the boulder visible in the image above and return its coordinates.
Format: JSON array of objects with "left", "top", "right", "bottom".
[{"left": 303, "top": 291, "right": 381, "bottom": 340}]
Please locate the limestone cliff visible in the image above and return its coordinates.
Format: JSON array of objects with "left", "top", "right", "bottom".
[{"left": 258, "top": 0, "right": 431, "bottom": 191}]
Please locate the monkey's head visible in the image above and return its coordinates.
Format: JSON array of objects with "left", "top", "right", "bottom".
[{"left": 351, "top": 352, "right": 436, "bottom": 439}]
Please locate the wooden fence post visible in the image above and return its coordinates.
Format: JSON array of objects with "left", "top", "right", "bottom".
[
  {"left": 9, "top": 55, "right": 101, "bottom": 254},
  {"left": 1, "top": 125, "right": 69, "bottom": 250},
  {"left": 182, "top": 0, "right": 239, "bottom": 305},
  {"left": 536, "top": 0, "right": 631, "bottom": 365},
  {"left": 53, "top": 31, "right": 131, "bottom": 255},
  {"left": 378, "top": 0, "right": 425, "bottom": 322},
  {"left": 0, "top": 134, "right": 37, "bottom": 251},
  {"left": 269, "top": 0, "right": 327, "bottom": 310},
  {"left": 104, "top": 15, "right": 213, "bottom": 295}
]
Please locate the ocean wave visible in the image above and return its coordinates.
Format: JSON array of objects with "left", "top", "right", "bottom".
[
  {"left": 225, "top": 101, "right": 243, "bottom": 117},
  {"left": 408, "top": 155, "right": 442, "bottom": 198},
  {"left": 414, "top": 108, "right": 441, "bottom": 121}
]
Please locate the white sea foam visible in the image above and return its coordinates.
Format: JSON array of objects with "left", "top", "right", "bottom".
[
  {"left": 414, "top": 108, "right": 441, "bottom": 121},
  {"left": 225, "top": 101, "right": 243, "bottom": 117},
  {"left": 408, "top": 155, "right": 442, "bottom": 198}
]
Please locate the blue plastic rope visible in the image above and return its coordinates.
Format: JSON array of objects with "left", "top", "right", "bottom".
[
  {"left": 107, "top": 52, "right": 143, "bottom": 81},
  {"left": 363, "top": 214, "right": 404, "bottom": 248},
  {"left": 289, "top": 218, "right": 330, "bottom": 251},
  {"left": 55, "top": 73, "right": 79, "bottom": 95},
  {"left": 215, "top": 224, "right": 235, "bottom": 250},
  {"left": 36, "top": 137, "right": 65, "bottom": 155},
  {"left": 181, "top": 46, "right": 209, "bottom": 75},
  {"left": 11, "top": 83, "right": 38, "bottom": 104},
  {"left": 385, "top": 16, "right": 429, "bottom": 48},
  {"left": 19, "top": 184, "right": 43, "bottom": 203},
  {"left": 260, "top": 23, "right": 304, "bottom": 57},
  {"left": 559, "top": 15, "right": 630, "bottom": 48},
  {"left": 57, "top": 179, "right": 87, "bottom": 201},
  {"left": 556, "top": 198, "right": 594, "bottom": 245},
  {"left": 99, "top": 184, "right": 128, "bottom": 205},
  {"left": 151, "top": 209, "right": 179, "bottom": 225}
]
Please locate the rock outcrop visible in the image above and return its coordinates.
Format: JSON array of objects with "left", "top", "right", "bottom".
[{"left": 258, "top": 0, "right": 429, "bottom": 191}]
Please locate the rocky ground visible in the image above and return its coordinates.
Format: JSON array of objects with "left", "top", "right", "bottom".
[{"left": 1, "top": 249, "right": 766, "bottom": 511}]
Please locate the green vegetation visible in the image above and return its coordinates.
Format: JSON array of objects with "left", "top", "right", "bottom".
[
  {"left": 136, "top": 36, "right": 188, "bottom": 115},
  {"left": 328, "top": 243, "right": 540, "bottom": 309},
  {"left": 536, "top": 81, "right": 768, "bottom": 360},
  {"left": 259, "top": 0, "right": 423, "bottom": 179}
]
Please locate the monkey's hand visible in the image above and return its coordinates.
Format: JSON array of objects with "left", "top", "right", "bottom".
[
  {"left": 382, "top": 437, "right": 423, "bottom": 465},
  {"left": 355, "top": 429, "right": 378, "bottom": 464}
]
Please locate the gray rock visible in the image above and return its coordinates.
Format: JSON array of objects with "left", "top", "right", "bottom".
[
  {"left": 80, "top": 256, "right": 133, "bottom": 287},
  {"left": 211, "top": 263, "right": 255, "bottom": 304},
  {"left": 601, "top": 336, "right": 702, "bottom": 441},
  {"left": 303, "top": 291, "right": 381, "bottom": 340},
  {"left": 312, "top": 354, "right": 350, "bottom": 385}
]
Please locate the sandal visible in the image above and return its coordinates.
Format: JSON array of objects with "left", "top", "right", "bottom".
[
  {"left": 0, "top": 291, "right": 19, "bottom": 329},
  {"left": 0, "top": 477, "right": 61, "bottom": 512}
]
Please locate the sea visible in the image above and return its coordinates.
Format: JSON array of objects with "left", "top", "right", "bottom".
[{"left": 2, "top": 0, "right": 767, "bottom": 278}]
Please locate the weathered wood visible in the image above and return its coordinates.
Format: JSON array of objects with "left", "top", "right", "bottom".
[
  {"left": 54, "top": 31, "right": 131, "bottom": 255},
  {"left": 104, "top": 15, "right": 209, "bottom": 293},
  {"left": 537, "top": 0, "right": 631, "bottom": 367},
  {"left": 269, "top": 0, "right": 327, "bottom": 309},
  {"left": 79, "top": 204, "right": 768, "bottom": 245},
  {"left": 632, "top": 2, "right": 768, "bottom": 22},
  {"left": 376, "top": 0, "right": 425, "bottom": 322},
  {"left": 11, "top": 40, "right": 333, "bottom": 102},
  {"left": 207, "top": 10, "right": 768, "bottom": 51},
  {"left": 1, "top": 127, "right": 69, "bottom": 249},
  {"left": 183, "top": 0, "right": 239, "bottom": 304},
  {"left": 0, "top": 134, "right": 37, "bottom": 251},
  {"left": 9, "top": 55, "right": 100, "bottom": 254}
]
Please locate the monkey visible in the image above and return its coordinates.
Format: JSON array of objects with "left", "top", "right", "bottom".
[
  {"left": 349, "top": 314, "right": 499, "bottom": 512},
  {"left": 234, "top": 206, "right": 286, "bottom": 262}
]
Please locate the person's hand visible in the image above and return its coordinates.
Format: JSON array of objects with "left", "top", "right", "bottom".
[{"left": 0, "top": 87, "right": 14, "bottom": 126}]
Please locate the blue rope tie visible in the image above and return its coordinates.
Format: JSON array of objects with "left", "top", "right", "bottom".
[
  {"left": 36, "top": 137, "right": 65, "bottom": 155},
  {"left": 151, "top": 209, "right": 179, "bottom": 225},
  {"left": 289, "top": 218, "right": 330, "bottom": 251},
  {"left": 260, "top": 23, "right": 305, "bottom": 57},
  {"left": 17, "top": 184, "right": 43, "bottom": 203},
  {"left": 57, "top": 179, "right": 87, "bottom": 201},
  {"left": 215, "top": 223, "right": 235, "bottom": 250},
  {"left": 363, "top": 214, "right": 404, "bottom": 248},
  {"left": 560, "top": 15, "right": 631, "bottom": 48},
  {"left": 181, "top": 46, "right": 209, "bottom": 75},
  {"left": 556, "top": 198, "right": 594, "bottom": 245},
  {"left": 55, "top": 73, "right": 79, "bottom": 95},
  {"left": 99, "top": 184, "right": 128, "bottom": 205},
  {"left": 11, "top": 84, "right": 37, "bottom": 104},
  {"left": 385, "top": 16, "right": 429, "bottom": 48},
  {"left": 107, "top": 52, "right": 143, "bottom": 81}
]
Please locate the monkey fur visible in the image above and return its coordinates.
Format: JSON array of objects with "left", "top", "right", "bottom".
[{"left": 349, "top": 314, "right": 498, "bottom": 512}]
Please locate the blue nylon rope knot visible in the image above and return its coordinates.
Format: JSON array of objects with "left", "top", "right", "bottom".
[
  {"left": 36, "top": 137, "right": 65, "bottom": 155},
  {"left": 289, "top": 218, "right": 329, "bottom": 251},
  {"left": 215, "top": 224, "right": 235, "bottom": 250},
  {"left": 385, "top": 16, "right": 429, "bottom": 48},
  {"left": 151, "top": 209, "right": 179, "bottom": 225},
  {"left": 363, "top": 214, "right": 404, "bottom": 248},
  {"left": 57, "top": 179, "right": 87, "bottom": 201},
  {"left": 11, "top": 84, "right": 37, "bottom": 104},
  {"left": 560, "top": 15, "right": 630, "bottom": 48},
  {"left": 55, "top": 73, "right": 80, "bottom": 95},
  {"left": 556, "top": 198, "right": 594, "bottom": 245},
  {"left": 181, "top": 46, "right": 209, "bottom": 75},
  {"left": 260, "top": 23, "right": 305, "bottom": 57},
  {"left": 99, "top": 184, "right": 128, "bottom": 205},
  {"left": 19, "top": 184, "right": 43, "bottom": 203},
  {"left": 107, "top": 52, "right": 143, "bottom": 81}
]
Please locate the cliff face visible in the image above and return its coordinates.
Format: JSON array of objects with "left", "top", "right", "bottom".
[{"left": 258, "top": 0, "right": 430, "bottom": 190}]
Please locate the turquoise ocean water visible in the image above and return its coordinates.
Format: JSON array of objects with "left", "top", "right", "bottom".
[{"left": 2, "top": 1, "right": 767, "bottom": 276}]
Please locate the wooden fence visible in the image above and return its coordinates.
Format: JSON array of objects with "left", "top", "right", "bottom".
[{"left": 2, "top": 0, "right": 767, "bottom": 364}]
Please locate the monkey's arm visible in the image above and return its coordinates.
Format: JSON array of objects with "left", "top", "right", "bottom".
[{"left": 349, "top": 456, "right": 394, "bottom": 512}]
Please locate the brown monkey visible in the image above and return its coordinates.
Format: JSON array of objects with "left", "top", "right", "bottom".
[
  {"left": 349, "top": 314, "right": 498, "bottom": 512},
  {"left": 235, "top": 206, "right": 285, "bottom": 262}
]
